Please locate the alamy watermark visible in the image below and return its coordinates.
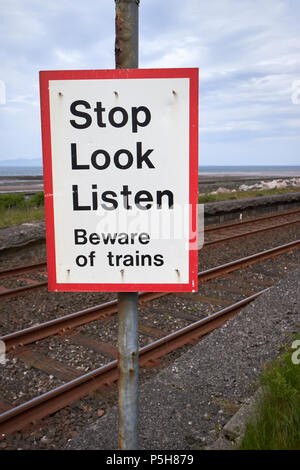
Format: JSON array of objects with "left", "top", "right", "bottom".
[
  {"left": 90, "top": 203, "right": 204, "bottom": 251},
  {"left": 291, "top": 339, "right": 300, "bottom": 365},
  {"left": 0, "top": 340, "right": 6, "bottom": 365},
  {"left": 0, "top": 80, "right": 5, "bottom": 105},
  {"left": 291, "top": 80, "right": 300, "bottom": 104}
]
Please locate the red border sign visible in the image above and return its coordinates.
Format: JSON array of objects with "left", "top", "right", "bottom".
[{"left": 39, "top": 68, "right": 198, "bottom": 292}]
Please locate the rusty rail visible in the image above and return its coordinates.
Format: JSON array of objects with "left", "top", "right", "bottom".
[
  {"left": 205, "top": 207, "right": 300, "bottom": 233},
  {"left": 198, "top": 238, "right": 300, "bottom": 282},
  {"left": 1, "top": 208, "right": 300, "bottom": 291},
  {"left": 0, "top": 262, "right": 47, "bottom": 279},
  {"left": 1, "top": 239, "right": 300, "bottom": 352},
  {"left": 0, "top": 289, "right": 267, "bottom": 436},
  {"left": 204, "top": 217, "right": 300, "bottom": 248}
]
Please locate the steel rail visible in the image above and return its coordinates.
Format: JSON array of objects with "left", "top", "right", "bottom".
[
  {"left": 1, "top": 209, "right": 300, "bottom": 289},
  {"left": 0, "top": 220, "right": 298, "bottom": 302},
  {"left": 1, "top": 239, "right": 299, "bottom": 352},
  {"left": 204, "top": 218, "right": 300, "bottom": 247},
  {"left": 0, "top": 292, "right": 165, "bottom": 352},
  {"left": 198, "top": 238, "right": 300, "bottom": 282},
  {"left": 205, "top": 207, "right": 300, "bottom": 233},
  {"left": 0, "top": 289, "right": 267, "bottom": 436},
  {"left": 0, "top": 281, "right": 48, "bottom": 300},
  {"left": 0, "top": 262, "right": 46, "bottom": 280},
  {"left": 1, "top": 208, "right": 300, "bottom": 280}
]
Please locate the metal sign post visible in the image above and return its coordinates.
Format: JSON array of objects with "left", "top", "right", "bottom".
[
  {"left": 115, "top": 0, "right": 140, "bottom": 450},
  {"left": 117, "top": 292, "right": 139, "bottom": 449},
  {"left": 39, "top": 0, "right": 198, "bottom": 451}
]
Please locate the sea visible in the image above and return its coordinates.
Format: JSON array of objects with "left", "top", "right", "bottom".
[
  {"left": 0, "top": 165, "right": 300, "bottom": 177},
  {"left": 0, "top": 166, "right": 43, "bottom": 176},
  {"left": 198, "top": 165, "right": 300, "bottom": 175}
]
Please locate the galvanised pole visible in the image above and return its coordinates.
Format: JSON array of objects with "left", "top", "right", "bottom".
[
  {"left": 117, "top": 292, "right": 139, "bottom": 450},
  {"left": 115, "top": 0, "right": 140, "bottom": 451}
]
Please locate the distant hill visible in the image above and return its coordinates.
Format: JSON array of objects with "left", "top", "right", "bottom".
[{"left": 0, "top": 158, "right": 42, "bottom": 166}]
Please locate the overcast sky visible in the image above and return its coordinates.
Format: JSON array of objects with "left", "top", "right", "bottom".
[{"left": 1, "top": 0, "right": 300, "bottom": 166}]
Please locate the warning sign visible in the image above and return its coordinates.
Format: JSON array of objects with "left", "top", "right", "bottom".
[{"left": 39, "top": 68, "right": 198, "bottom": 292}]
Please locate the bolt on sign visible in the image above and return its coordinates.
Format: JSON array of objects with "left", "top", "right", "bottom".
[{"left": 39, "top": 68, "right": 198, "bottom": 292}]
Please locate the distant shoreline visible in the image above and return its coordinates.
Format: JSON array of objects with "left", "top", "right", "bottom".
[
  {"left": 1, "top": 166, "right": 300, "bottom": 178},
  {"left": 1, "top": 166, "right": 300, "bottom": 192},
  {"left": 198, "top": 171, "right": 300, "bottom": 178}
]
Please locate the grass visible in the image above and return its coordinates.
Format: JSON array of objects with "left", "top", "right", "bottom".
[
  {"left": 199, "top": 186, "right": 300, "bottom": 203},
  {"left": 239, "top": 330, "right": 300, "bottom": 450},
  {"left": 0, "top": 192, "right": 45, "bottom": 228},
  {"left": 1, "top": 187, "right": 300, "bottom": 228}
]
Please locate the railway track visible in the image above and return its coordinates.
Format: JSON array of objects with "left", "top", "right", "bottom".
[
  {"left": 0, "top": 290, "right": 267, "bottom": 436},
  {"left": 1, "top": 207, "right": 300, "bottom": 300},
  {"left": 0, "top": 237, "right": 299, "bottom": 438},
  {"left": 1, "top": 238, "right": 300, "bottom": 352}
]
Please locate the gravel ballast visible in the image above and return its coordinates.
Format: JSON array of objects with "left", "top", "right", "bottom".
[
  {"left": 66, "top": 267, "right": 300, "bottom": 450},
  {"left": 0, "top": 202, "right": 299, "bottom": 450}
]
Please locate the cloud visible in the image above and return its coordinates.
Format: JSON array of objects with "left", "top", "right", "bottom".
[
  {"left": 201, "top": 120, "right": 269, "bottom": 133},
  {"left": 54, "top": 48, "right": 83, "bottom": 66},
  {"left": 1, "top": 0, "right": 300, "bottom": 164}
]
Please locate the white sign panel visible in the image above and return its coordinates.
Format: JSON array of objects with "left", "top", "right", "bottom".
[{"left": 40, "top": 68, "right": 198, "bottom": 292}]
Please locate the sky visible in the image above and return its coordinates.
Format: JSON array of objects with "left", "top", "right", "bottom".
[{"left": 0, "top": 0, "right": 300, "bottom": 166}]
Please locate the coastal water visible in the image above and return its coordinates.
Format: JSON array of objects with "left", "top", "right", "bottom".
[
  {"left": 199, "top": 165, "right": 300, "bottom": 175},
  {"left": 0, "top": 165, "right": 300, "bottom": 177},
  {"left": 0, "top": 166, "right": 43, "bottom": 176}
]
